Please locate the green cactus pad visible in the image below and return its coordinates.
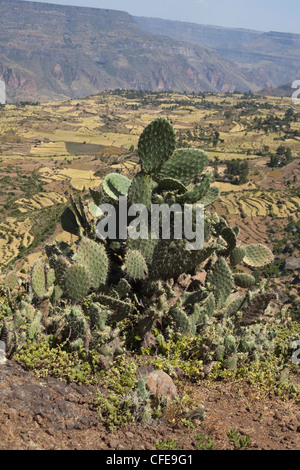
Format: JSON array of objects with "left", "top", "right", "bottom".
[
  {"left": 230, "top": 246, "right": 246, "bottom": 266},
  {"left": 150, "top": 239, "right": 188, "bottom": 280},
  {"left": 102, "top": 173, "right": 131, "bottom": 201},
  {"left": 127, "top": 237, "right": 157, "bottom": 265},
  {"left": 224, "top": 334, "right": 237, "bottom": 354},
  {"left": 89, "top": 302, "right": 110, "bottom": 331},
  {"left": 50, "top": 255, "right": 71, "bottom": 285},
  {"left": 170, "top": 307, "right": 192, "bottom": 334},
  {"left": 219, "top": 227, "right": 237, "bottom": 255},
  {"left": 156, "top": 178, "right": 187, "bottom": 193},
  {"left": 115, "top": 278, "right": 131, "bottom": 299},
  {"left": 176, "top": 171, "right": 212, "bottom": 204},
  {"left": 28, "top": 318, "right": 41, "bottom": 340},
  {"left": 215, "top": 344, "right": 226, "bottom": 361},
  {"left": 233, "top": 273, "right": 256, "bottom": 288},
  {"left": 138, "top": 118, "right": 176, "bottom": 172},
  {"left": 128, "top": 172, "right": 154, "bottom": 209},
  {"left": 64, "top": 264, "right": 91, "bottom": 303},
  {"left": 232, "top": 226, "right": 240, "bottom": 237},
  {"left": 31, "top": 260, "right": 46, "bottom": 299},
  {"left": 123, "top": 250, "right": 148, "bottom": 280},
  {"left": 77, "top": 237, "right": 109, "bottom": 289},
  {"left": 243, "top": 244, "right": 274, "bottom": 267},
  {"left": 206, "top": 257, "right": 234, "bottom": 309},
  {"left": 5, "top": 270, "right": 19, "bottom": 291},
  {"left": 222, "top": 294, "right": 248, "bottom": 317},
  {"left": 213, "top": 216, "right": 228, "bottom": 236},
  {"left": 62, "top": 306, "right": 90, "bottom": 348},
  {"left": 158, "top": 148, "right": 209, "bottom": 185},
  {"left": 198, "top": 186, "right": 220, "bottom": 207},
  {"left": 46, "top": 268, "right": 56, "bottom": 289},
  {"left": 197, "top": 292, "right": 216, "bottom": 320},
  {"left": 88, "top": 201, "right": 103, "bottom": 218},
  {"left": 182, "top": 291, "right": 206, "bottom": 308},
  {"left": 224, "top": 355, "right": 237, "bottom": 370}
]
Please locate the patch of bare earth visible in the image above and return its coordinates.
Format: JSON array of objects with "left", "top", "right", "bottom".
[{"left": 0, "top": 361, "right": 300, "bottom": 450}]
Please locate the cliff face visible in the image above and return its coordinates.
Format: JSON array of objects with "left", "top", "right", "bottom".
[
  {"left": 0, "top": 0, "right": 256, "bottom": 102},
  {"left": 135, "top": 17, "right": 300, "bottom": 90}
]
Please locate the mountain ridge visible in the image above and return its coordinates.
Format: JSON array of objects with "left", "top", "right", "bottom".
[
  {"left": 1, "top": 0, "right": 299, "bottom": 102},
  {"left": 134, "top": 17, "right": 300, "bottom": 90},
  {"left": 0, "top": 0, "right": 257, "bottom": 102}
]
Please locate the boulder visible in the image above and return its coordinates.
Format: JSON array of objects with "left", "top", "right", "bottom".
[
  {"left": 145, "top": 370, "right": 178, "bottom": 401},
  {"left": 285, "top": 257, "right": 300, "bottom": 271}
]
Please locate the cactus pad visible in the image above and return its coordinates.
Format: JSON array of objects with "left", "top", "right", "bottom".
[
  {"left": 243, "top": 244, "right": 274, "bottom": 267},
  {"left": 5, "top": 271, "right": 19, "bottom": 291},
  {"left": 123, "top": 250, "right": 148, "bottom": 280},
  {"left": 138, "top": 117, "right": 176, "bottom": 172},
  {"left": 60, "top": 207, "right": 80, "bottom": 236},
  {"left": 206, "top": 257, "right": 234, "bottom": 309},
  {"left": 198, "top": 186, "right": 220, "bottom": 207},
  {"left": 230, "top": 246, "right": 246, "bottom": 266},
  {"left": 64, "top": 264, "right": 91, "bottom": 303},
  {"left": 77, "top": 237, "right": 109, "bottom": 289},
  {"left": 176, "top": 171, "right": 212, "bottom": 204},
  {"left": 233, "top": 273, "right": 256, "bottom": 288},
  {"left": 102, "top": 173, "right": 131, "bottom": 200},
  {"left": 158, "top": 148, "right": 209, "bottom": 185},
  {"left": 31, "top": 260, "right": 46, "bottom": 299},
  {"left": 127, "top": 172, "right": 154, "bottom": 209}
]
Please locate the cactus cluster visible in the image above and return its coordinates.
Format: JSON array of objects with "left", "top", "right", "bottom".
[
  {"left": 44, "top": 236, "right": 109, "bottom": 303},
  {"left": 1, "top": 117, "right": 277, "bottom": 371},
  {"left": 1, "top": 300, "right": 43, "bottom": 357},
  {"left": 199, "top": 313, "right": 279, "bottom": 371}
]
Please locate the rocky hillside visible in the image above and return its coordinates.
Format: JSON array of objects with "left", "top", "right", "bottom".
[{"left": 0, "top": 0, "right": 256, "bottom": 102}]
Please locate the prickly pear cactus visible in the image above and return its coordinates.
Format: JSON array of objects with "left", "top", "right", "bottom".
[
  {"left": 51, "top": 117, "right": 274, "bottom": 343},
  {"left": 1, "top": 117, "right": 277, "bottom": 372}
]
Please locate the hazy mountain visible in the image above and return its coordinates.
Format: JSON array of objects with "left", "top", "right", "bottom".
[
  {"left": 134, "top": 17, "right": 300, "bottom": 90},
  {"left": 0, "top": 0, "right": 257, "bottom": 102}
]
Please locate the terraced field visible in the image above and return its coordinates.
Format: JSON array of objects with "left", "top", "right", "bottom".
[
  {"left": 0, "top": 217, "right": 34, "bottom": 265},
  {"left": 16, "top": 192, "right": 68, "bottom": 213},
  {"left": 215, "top": 190, "right": 300, "bottom": 218}
]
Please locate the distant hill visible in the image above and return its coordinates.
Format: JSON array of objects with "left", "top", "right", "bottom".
[
  {"left": 135, "top": 17, "right": 300, "bottom": 90},
  {"left": 257, "top": 83, "right": 295, "bottom": 97},
  {"left": 0, "top": 0, "right": 256, "bottom": 102}
]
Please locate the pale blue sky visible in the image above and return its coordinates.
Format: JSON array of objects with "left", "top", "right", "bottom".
[{"left": 22, "top": 0, "right": 300, "bottom": 34}]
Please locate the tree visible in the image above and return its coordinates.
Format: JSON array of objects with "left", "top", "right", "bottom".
[{"left": 224, "top": 159, "right": 249, "bottom": 184}]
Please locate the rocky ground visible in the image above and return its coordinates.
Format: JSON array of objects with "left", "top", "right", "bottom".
[{"left": 1, "top": 360, "right": 300, "bottom": 451}]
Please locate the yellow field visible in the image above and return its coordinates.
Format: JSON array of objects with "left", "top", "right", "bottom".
[
  {"left": 217, "top": 190, "right": 300, "bottom": 218},
  {"left": 212, "top": 181, "right": 257, "bottom": 192},
  {"left": 30, "top": 141, "right": 67, "bottom": 156},
  {"left": 38, "top": 167, "right": 102, "bottom": 190},
  {"left": 16, "top": 191, "right": 68, "bottom": 213},
  {"left": 0, "top": 217, "right": 33, "bottom": 266}
]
